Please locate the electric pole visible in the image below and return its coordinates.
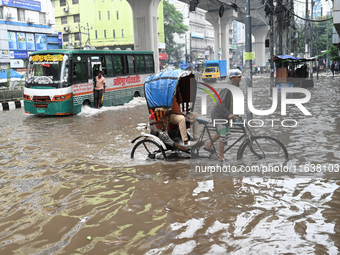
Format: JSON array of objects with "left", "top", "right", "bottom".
[
  {"left": 185, "top": 34, "right": 188, "bottom": 63},
  {"left": 310, "top": 0, "right": 314, "bottom": 78},
  {"left": 305, "top": 0, "right": 310, "bottom": 77},
  {"left": 190, "top": 32, "right": 192, "bottom": 65},
  {"left": 269, "top": 0, "right": 274, "bottom": 88},
  {"left": 84, "top": 23, "right": 93, "bottom": 46},
  {"left": 78, "top": 23, "right": 82, "bottom": 48},
  {"left": 245, "top": 0, "right": 253, "bottom": 121},
  {"left": 277, "top": 0, "right": 283, "bottom": 55},
  {"left": 327, "top": 19, "right": 329, "bottom": 74}
]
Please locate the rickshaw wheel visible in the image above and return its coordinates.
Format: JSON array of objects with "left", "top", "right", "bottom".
[{"left": 131, "top": 139, "right": 166, "bottom": 160}]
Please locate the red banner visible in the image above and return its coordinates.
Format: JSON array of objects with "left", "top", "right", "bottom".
[{"left": 159, "top": 53, "right": 168, "bottom": 60}]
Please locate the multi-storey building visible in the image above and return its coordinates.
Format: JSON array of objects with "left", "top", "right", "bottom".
[
  {"left": 54, "top": 0, "right": 164, "bottom": 51},
  {"left": 171, "top": 1, "right": 216, "bottom": 65},
  {"left": 170, "top": 0, "right": 238, "bottom": 67},
  {"left": 0, "top": 0, "right": 58, "bottom": 69}
]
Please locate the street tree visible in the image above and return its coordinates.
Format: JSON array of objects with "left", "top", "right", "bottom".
[
  {"left": 296, "top": 16, "right": 332, "bottom": 57},
  {"left": 329, "top": 44, "right": 340, "bottom": 62},
  {"left": 163, "top": 0, "right": 188, "bottom": 65}
]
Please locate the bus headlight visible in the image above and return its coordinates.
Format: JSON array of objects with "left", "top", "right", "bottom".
[
  {"left": 24, "top": 94, "right": 31, "bottom": 100},
  {"left": 52, "top": 93, "right": 72, "bottom": 101}
]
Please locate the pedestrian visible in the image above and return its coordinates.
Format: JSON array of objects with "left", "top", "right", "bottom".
[
  {"left": 203, "top": 69, "right": 242, "bottom": 162},
  {"left": 331, "top": 61, "right": 335, "bottom": 76},
  {"left": 336, "top": 61, "right": 340, "bottom": 74},
  {"left": 94, "top": 70, "right": 105, "bottom": 108}
]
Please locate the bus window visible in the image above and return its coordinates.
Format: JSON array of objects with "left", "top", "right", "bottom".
[
  {"left": 73, "top": 63, "right": 87, "bottom": 83},
  {"left": 136, "top": 55, "right": 145, "bottom": 73},
  {"left": 145, "top": 55, "right": 154, "bottom": 73},
  {"left": 113, "top": 55, "right": 123, "bottom": 75},
  {"left": 100, "top": 56, "right": 107, "bottom": 76},
  {"left": 126, "top": 55, "right": 135, "bottom": 74},
  {"left": 105, "top": 55, "right": 114, "bottom": 76},
  {"left": 93, "top": 64, "right": 100, "bottom": 78}
]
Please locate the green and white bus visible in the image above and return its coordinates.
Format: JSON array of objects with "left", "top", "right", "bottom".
[{"left": 24, "top": 49, "right": 154, "bottom": 115}]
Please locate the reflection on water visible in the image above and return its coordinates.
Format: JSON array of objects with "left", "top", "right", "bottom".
[{"left": 0, "top": 76, "right": 339, "bottom": 254}]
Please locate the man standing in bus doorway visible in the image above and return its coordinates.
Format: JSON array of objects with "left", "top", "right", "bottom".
[
  {"left": 94, "top": 71, "right": 106, "bottom": 108},
  {"left": 203, "top": 69, "right": 242, "bottom": 162}
]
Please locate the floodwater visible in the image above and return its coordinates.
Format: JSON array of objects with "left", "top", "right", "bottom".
[{"left": 0, "top": 74, "right": 339, "bottom": 254}]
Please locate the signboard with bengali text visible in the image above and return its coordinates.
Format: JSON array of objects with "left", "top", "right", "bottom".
[
  {"left": 31, "top": 54, "right": 64, "bottom": 63},
  {"left": 243, "top": 52, "right": 255, "bottom": 60},
  {"left": 2, "top": 0, "right": 41, "bottom": 11}
]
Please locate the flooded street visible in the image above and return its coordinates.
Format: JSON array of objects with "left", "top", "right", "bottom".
[{"left": 0, "top": 74, "right": 339, "bottom": 254}]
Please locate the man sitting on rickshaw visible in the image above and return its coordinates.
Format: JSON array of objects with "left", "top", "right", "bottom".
[{"left": 169, "top": 85, "right": 199, "bottom": 147}]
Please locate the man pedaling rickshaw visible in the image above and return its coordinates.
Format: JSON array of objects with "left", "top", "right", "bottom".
[{"left": 203, "top": 69, "right": 242, "bottom": 162}]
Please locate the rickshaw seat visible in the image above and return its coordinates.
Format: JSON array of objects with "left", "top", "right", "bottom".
[
  {"left": 150, "top": 108, "right": 169, "bottom": 131},
  {"left": 149, "top": 108, "right": 190, "bottom": 134}
]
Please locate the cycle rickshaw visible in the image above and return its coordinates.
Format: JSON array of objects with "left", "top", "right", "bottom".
[{"left": 131, "top": 70, "right": 289, "bottom": 162}]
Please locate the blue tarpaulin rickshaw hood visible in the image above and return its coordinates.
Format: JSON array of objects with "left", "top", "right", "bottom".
[{"left": 144, "top": 70, "right": 193, "bottom": 108}]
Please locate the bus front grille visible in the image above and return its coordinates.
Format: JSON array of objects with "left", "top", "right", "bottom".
[{"left": 33, "top": 96, "right": 51, "bottom": 102}]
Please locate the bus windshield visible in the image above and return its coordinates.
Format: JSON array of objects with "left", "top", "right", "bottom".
[{"left": 26, "top": 53, "right": 69, "bottom": 88}]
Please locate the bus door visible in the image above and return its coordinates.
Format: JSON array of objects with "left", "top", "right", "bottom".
[{"left": 92, "top": 62, "right": 102, "bottom": 89}]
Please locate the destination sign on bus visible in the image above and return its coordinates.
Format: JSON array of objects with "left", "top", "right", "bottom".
[
  {"left": 113, "top": 75, "right": 141, "bottom": 86},
  {"left": 31, "top": 54, "right": 63, "bottom": 63}
]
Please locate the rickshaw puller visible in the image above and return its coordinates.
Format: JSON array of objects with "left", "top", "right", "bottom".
[{"left": 203, "top": 69, "right": 242, "bottom": 161}]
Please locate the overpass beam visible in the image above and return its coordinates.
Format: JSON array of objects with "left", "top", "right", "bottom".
[
  {"left": 126, "top": 0, "right": 160, "bottom": 72},
  {"left": 252, "top": 25, "right": 269, "bottom": 67}
]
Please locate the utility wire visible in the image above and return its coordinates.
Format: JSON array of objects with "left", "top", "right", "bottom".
[{"left": 282, "top": 5, "right": 332, "bottom": 23}]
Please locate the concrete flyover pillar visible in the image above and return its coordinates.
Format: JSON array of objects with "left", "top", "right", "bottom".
[
  {"left": 205, "top": 13, "right": 220, "bottom": 60},
  {"left": 126, "top": 0, "right": 160, "bottom": 72},
  {"left": 252, "top": 25, "right": 269, "bottom": 67},
  {"left": 220, "top": 9, "right": 238, "bottom": 75},
  {"left": 206, "top": 9, "right": 237, "bottom": 75}
]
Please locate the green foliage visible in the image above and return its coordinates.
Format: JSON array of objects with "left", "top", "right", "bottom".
[
  {"left": 296, "top": 17, "right": 333, "bottom": 57},
  {"left": 329, "top": 44, "right": 340, "bottom": 62},
  {"left": 163, "top": 0, "right": 188, "bottom": 64},
  {"left": 0, "top": 88, "right": 24, "bottom": 102}
]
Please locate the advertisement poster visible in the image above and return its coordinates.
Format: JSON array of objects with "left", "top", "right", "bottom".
[
  {"left": 35, "top": 34, "right": 47, "bottom": 51},
  {"left": 26, "top": 33, "right": 35, "bottom": 50},
  {"left": 8, "top": 32, "right": 17, "bottom": 50},
  {"left": 1, "top": 50, "right": 9, "bottom": 58},
  {"left": 17, "top": 33, "right": 26, "bottom": 50}
]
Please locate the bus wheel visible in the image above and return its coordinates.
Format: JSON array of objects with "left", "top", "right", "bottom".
[
  {"left": 133, "top": 91, "right": 140, "bottom": 97},
  {"left": 83, "top": 100, "right": 91, "bottom": 107}
]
